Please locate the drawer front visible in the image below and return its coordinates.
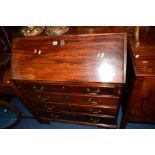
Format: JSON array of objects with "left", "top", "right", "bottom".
[
  {"left": 24, "top": 92, "right": 119, "bottom": 106},
  {"left": 19, "top": 83, "right": 121, "bottom": 96},
  {"left": 33, "top": 102, "right": 117, "bottom": 116},
  {"left": 39, "top": 111, "right": 116, "bottom": 125}
]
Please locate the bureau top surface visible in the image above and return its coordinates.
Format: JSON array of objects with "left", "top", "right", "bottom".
[{"left": 11, "top": 33, "right": 127, "bottom": 84}]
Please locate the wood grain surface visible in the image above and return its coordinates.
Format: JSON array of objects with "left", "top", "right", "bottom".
[
  {"left": 129, "top": 27, "right": 155, "bottom": 76},
  {"left": 12, "top": 33, "right": 127, "bottom": 84},
  {"left": 121, "top": 27, "right": 155, "bottom": 127}
]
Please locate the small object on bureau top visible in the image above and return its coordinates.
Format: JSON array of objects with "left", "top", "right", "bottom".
[{"left": 45, "top": 26, "right": 69, "bottom": 37}]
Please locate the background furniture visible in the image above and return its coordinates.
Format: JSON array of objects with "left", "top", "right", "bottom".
[
  {"left": 0, "top": 27, "right": 22, "bottom": 128},
  {"left": 0, "top": 99, "right": 21, "bottom": 128},
  {"left": 121, "top": 27, "right": 155, "bottom": 128}
]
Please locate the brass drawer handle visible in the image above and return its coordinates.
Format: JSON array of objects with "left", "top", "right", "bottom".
[
  {"left": 86, "top": 88, "right": 100, "bottom": 95},
  {"left": 38, "top": 95, "right": 50, "bottom": 101},
  {"left": 62, "top": 86, "right": 65, "bottom": 90},
  {"left": 117, "top": 89, "right": 121, "bottom": 95},
  {"left": 65, "top": 95, "right": 69, "bottom": 99},
  {"left": 88, "top": 98, "right": 98, "bottom": 105},
  {"left": 89, "top": 109, "right": 102, "bottom": 114},
  {"left": 33, "top": 85, "right": 45, "bottom": 92},
  {"left": 44, "top": 105, "right": 56, "bottom": 110},
  {"left": 50, "top": 113, "right": 60, "bottom": 119},
  {"left": 90, "top": 118, "right": 100, "bottom": 123}
]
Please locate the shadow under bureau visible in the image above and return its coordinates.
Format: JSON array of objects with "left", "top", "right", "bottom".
[{"left": 11, "top": 33, "right": 127, "bottom": 128}]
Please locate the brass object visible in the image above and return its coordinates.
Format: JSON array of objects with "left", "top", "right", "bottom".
[
  {"left": 89, "top": 109, "right": 102, "bottom": 114},
  {"left": 45, "top": 26, "right": 69, "bottom": 36},
  {"left": 6, "top": 80, "right": 10, "bottom": 84},
  {"left": 90, "top": 101, "right": 98, "bottom": 104},
  {"left": 20, "top": 26, "right": 45, "bottom": 36},
  {"left": 134, "top": 26, "right": 140, "bottom": 47},
  {"left": 90, "top": 118, "right": 100, "bottom": 123},
  {"left": 33, "top": 85, "right": 45, "bottom": 92},
  {"left": 62, "top": 86, "right": 65, "bottom": 90},
  {"left": 86, "top": 88, "right": 100, "bottom": 95},
  {"left": 44, "top": 105, "right": 55, "bottom": 110},
  {"left": 117, "top": 89, "right": 121, "bottom": 95},
  {"left": 88, "top": 98, "right": 98, "bottom": 105},
  {"left": 37, "top": 95, "right": 50, "bottom": 101},
  {"left": 65, "top": 95, "right": 69, "bottom": 99},
  {"left": 50, "top": 113, "right": 59, "bottom": 119}
]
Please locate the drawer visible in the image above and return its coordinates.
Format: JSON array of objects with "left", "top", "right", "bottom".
[
  {"left": 24, "top": 93, "right": 119, "bottom": 106},
  {"left": 33, "top": 102, "right": 117, "bottom": 116},
  {"left": 39, "top": 111, "right": 116, "bottom": 125},
  {"left": 20, "top": 83, "right": 121, "bottom": 96}
]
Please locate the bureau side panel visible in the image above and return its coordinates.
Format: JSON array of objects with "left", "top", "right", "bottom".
[{"left": 129, "top": 77, "right": 155, "bottom": 123}]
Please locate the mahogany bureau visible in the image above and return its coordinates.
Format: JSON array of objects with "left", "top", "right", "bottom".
[{"left": 11, "top": 33, "right": 127, "bottom": 128}]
